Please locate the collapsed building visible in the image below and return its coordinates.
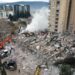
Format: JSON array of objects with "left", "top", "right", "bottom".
[{"left": 0, "top": 0, "right": 75, "bottom": 75}]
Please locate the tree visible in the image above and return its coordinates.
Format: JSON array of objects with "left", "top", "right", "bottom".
[
  {"left": 1, "top": 67, "right": 7, "bottom": 75},
  {"left": 8, "top": 14, "right": 13, "bottom": 21},
  {"left": 59, "top": 64, "right": 73, "bottom": 75},
  {"left": 0, "top": 59, "right": 7, "bottom": 75}
]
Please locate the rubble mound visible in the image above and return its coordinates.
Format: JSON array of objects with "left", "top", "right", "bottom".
[
  {"left": 54, "top": 56, "right": 75, "bottom": 66},
  {"left": 0, "top": 19, "right": 16, "bottom": 34}
]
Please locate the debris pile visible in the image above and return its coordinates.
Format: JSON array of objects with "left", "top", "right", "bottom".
[
  {"left": 9, "top": 31, "right": 74, "bottom": 75},
  {"left": 0, "top": 24, "right": 75, "bottom": 75},
  {"left": 17, "top": 32, "right": 75, "bottom": 63},
  {"left": 0, "top": 19, "right": 16, "bottom": 34}
]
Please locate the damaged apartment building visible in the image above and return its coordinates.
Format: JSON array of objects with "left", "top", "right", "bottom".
[{"left": 49, "top": 0, "right": 75, "bottom": 35}]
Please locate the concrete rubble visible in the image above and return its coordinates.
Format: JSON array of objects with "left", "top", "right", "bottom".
[{"left": 1, "top": 31, "right": 75, "bottom": 75}]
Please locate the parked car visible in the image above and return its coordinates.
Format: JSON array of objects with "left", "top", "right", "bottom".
[
  {"left": 0, "top": 49, "right": 11, "bottom": 58},
  {"left": 4, "top": 59, "right": 17, "bottom": 71}
]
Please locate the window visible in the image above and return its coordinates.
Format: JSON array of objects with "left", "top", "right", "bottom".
[
  {"left": 55, "top": 21, "right": 58, "bottom": 24},
  {"left": 55, "top": 18, "right": 59, "bottom": 20},
  {"left": 74, "top": 31, "right": 75, "bottom": 34},
  {"left": 55, "top": 29, "right": 58, "bottom": 32},
  {"left": 0, "top": 12, "right": 3, "bottom": 17},
  {"left": 56, "top": 1, "right": 60, "bottom": 10},
  {"left": 55, "top": 25, "right": 58, "bottom": 28},
  {"left": 56, "top": 14, "right": 59, "bottom": 16},
  {"left": 57, "top": 1, "right": 60, "bottom": 5},
  {"left": 56, "top": 10, "right": 59, "bottom": 13},
  {"left": 49, "top": 24, "right": 51, "bottom": 27}
]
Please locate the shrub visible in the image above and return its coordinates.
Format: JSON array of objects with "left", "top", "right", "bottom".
[{"left": 59, "top": 64, "right": 73, "bottom": 75}]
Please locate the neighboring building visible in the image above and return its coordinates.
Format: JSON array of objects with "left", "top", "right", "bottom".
[
  {"left": 5, "top": 5, "right": 14, "bottom": 16},
  {"left": 5, "top": 5, "right": 13, "bottom": 11},
  {"left": 0, "top": 10, "right": 7, "bottom": 18},
  {"left": 14, "top": 4, "right": 30, "bottom": 18},
  {"left": 49, "top": 0, "right": 75, "bottom": 34},
  {"left": 26, "top": 5, "right": 30, "bottom": 12},
  {"left": 0, "top": 5, "right": 14, "bottom": 19},
  {"left": 0, "top": 4, "right": 30, "bottom": 19},
  {"left": 68, "top": 0, "right": 75, "bottom": 34}
]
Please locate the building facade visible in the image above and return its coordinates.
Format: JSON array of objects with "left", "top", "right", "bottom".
[
  {"left": 0, "top": 4, "right": 30, "bottom": 19},
  {"left": 14, "top": 4, "right": 30, "bottom": 18},
  {"left": 49, "top": 0, "right": 75, "bottom": 34},
  {"left": 68, "top": 0, "right": 75, "bottom": 34},
  {"left": 0, "top": 10, "right": 7, "bottom": 18},
  {"left": 0, "top": 5, "right": 14, "bottom": 19}
]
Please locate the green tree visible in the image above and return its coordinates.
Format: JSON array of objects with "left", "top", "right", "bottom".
[
  {"left": 59, "top": 64, "right": 73, "bottom": 75},
  {"left": 1, "top": 67, "right": 7, "bottom": 75},
  {"left": 8, "top": 14, "right": 13, "bottom": 21},
  {"left": 0, "top": 59, "right": 7, "bottom": 75}
]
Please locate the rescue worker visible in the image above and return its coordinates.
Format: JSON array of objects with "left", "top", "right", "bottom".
[{"left": 34, "top": 65, "right": 41, "bottom": 75}]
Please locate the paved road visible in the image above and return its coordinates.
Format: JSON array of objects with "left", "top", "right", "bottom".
[{"left": 6, "top": 70, "right": 19, "bottom": 75}]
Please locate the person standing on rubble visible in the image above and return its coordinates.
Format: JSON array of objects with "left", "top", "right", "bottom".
[{"left": 34, "top": 65, "right": 41, "bottom": 75}]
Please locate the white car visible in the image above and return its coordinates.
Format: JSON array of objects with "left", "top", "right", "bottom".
[{"left": 0, "top": 49, "right": 11, "bottom": 58}]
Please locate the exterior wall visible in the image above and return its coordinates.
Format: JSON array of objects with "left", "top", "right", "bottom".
[
  {"left": 49, "top": 0, "right": 57, "bottom": 32},
  {"left": 26, "top": 5, "right": 30, "bottom": 12},
  {"left": 58, "top": 0, "right": 70, "bottom": 33},
  {"left": 14, "top": 5, "right": 30, "bottom": 15},
  {"left": 0, "top": 11, "right": 7, "bottom": 19},
  {"left": 49, "top": 0, "right": 70, "bottom": 34},
  {"left": 50, "top": 0, "right": 57, "bottom": 32},
  {"left": 68, "top": 0, "right": 75, "bottom": 34},
  {"left": 6, "top": 11, "right": 14, "bottom": 17},
  {"left": 0, "top": 5, "right": 14, "bottom": 19},
  {"left": 14, "top": 5, "right": 19, "bottom": 15},
  {"left": 0, "top": 10, "right": 14, "bottom": 19}
]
